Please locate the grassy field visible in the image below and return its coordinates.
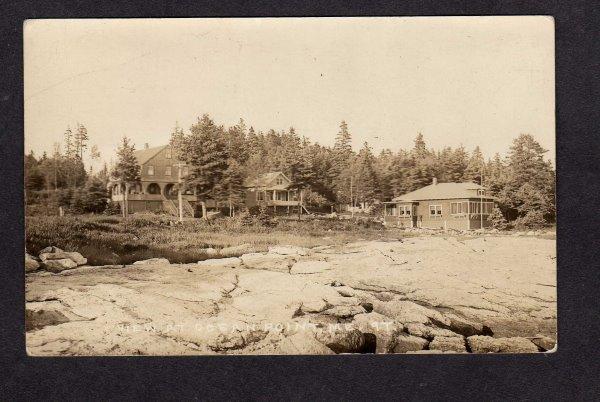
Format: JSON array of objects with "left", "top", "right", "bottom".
[{"left": 25, "top": 213, "right": 404, "bottom": 265}]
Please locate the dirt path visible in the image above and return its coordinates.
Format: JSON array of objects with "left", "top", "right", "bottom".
[{"left": 25, "top": 236, "right": 556, "bottom": 355}]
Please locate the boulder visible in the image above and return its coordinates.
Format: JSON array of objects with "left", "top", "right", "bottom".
[
  {"left": 373, "top": 300, "right": 449, "bottom": 326},
  {"left": 429, "top": 336, "right": 467, "bottom": 353},
  {"left": 290, "top": 260, "right": 331, "bottom": 274},
  {"left": 268, "top": 245, "right": 309, "bottom": 256},
  {"left": 352, "top": 312, "right": 403, "bottom": 353},
  {"left": 531, "top": 335, "right": 556, "bottom": 351},
  {"left": 322, "top": 305, "right": 366, "bottom": 319},
  {"left": 240, "top": 253, "right": 292, "bottom": 273},
  {"left": 220, "top": 243, "right": 254, "bottom": 255},
  {"left": 392, "top": 334, "right": 429, "bottom": 353},
  {"left": 207, "top": 332, "right": 246, "bottom": 352},
  {"left": 405, "top": 323, "right": 463, "bottom": 340},
  {"left": 197, "top": 257, "right": 242, "bottom": 268},
  {"left": 39, "top": 246, "right": 63, "bottom": 255},
  {"left": 42, "top": 258, "right": 78, "bottom": 273},
  {"left": 467, "top": 336, "right": 539, "bottom": 353},
  {"left": 277, "top": 333, "right": 335, "bottom": 355},
  {"left": 132, "top": 258, "right": 170, "bottom": 265},
  {"left": 199, "top": 247, "right": 219, "bottom": 256},
  {"left": 313, "top": 326, "right": 365, "bottom": 353},
  {"left": 40, "top": 251, "right": 87, "bottom": 266},
  {"left": 301, "top": 299, "right": 329, "bottom": 313},
  {"left": 444, "top": 313, "right": 489, "bottom": 337},
  {"left": 25, "top": 253, "right": 40, "bottom": 272}
]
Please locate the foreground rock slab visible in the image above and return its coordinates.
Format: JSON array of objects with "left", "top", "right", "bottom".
[{"left": 25, "top": 236, "right": 556, "bottom": 355}]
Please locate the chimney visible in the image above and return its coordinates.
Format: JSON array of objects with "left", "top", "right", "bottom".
[
  {"left": 144, "top": 143, "right": 149, "bottom": 149},
  {"left": 432, "top": 177, "right": 438, "bottom": 185}
]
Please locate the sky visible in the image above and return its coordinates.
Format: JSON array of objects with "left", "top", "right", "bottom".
[{"left": 24, "top": 17, "right": 555, "bottom": 170}]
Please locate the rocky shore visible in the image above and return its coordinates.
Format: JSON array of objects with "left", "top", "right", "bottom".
[{"left": 25, "top": 236, "right": 556, "bottom": 355}]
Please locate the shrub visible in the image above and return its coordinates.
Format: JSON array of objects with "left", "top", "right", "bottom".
[
  {"left": 514, "top": 209, "right": 546, "bottom": 229},
  {"left": 488, "top": 206, "right": 509, "bottom": 230}
]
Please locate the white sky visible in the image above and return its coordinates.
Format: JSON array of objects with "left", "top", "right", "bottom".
[{"left": 24, "top": 17, "right": 555, "bottom": 169}]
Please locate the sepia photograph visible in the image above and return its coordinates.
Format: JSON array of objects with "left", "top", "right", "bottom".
[{"left": 24, "top": 17, "right": 556, "bottom": 356}]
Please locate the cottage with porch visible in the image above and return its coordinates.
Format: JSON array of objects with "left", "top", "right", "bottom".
[
  {"left": 243, "top": 172, "right": 307, "bottom": 214},
  {"left": 383, "top": 178, "right": 496, "bottom": 230}
]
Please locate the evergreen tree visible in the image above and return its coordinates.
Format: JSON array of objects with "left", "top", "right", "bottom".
[
  {"left": 464, "top": 146, "right": 485, "bottom": 183},
  {"left": 446, "top": 146, "right": 469, "bottom": 182},
  {"left": 111, "top": 136, "right": 141, "bottom": 184},
  {"left": 24, "top": 151, "right": 45, "bottom": 191},
  {"left": 74, "top": 123, "right": 89, "bottom": 160},
  {"left": 488, "top": 206, "right": 509, "bottom": 230},
  {"left": 331, "top": 121, "right": 355, "bottom": 204},
  {"left": 354, "top": 142, "right": 380, "bottom": 205}
]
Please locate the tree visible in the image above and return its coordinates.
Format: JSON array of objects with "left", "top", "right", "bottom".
[
  {"left": 74, "top": 123, "right": 89, "bottom": 160},
  {"left": 25, "top": 151, "right": 45, "bottom": 191},
  {"left": 446, "top": 146, "right": 469, "bottom": 182},
  {"left": 354, "top": 142, "right": 380, "bottom": 206},
  {"left": 111, "top": 136, "right": 141, "bottom": 216},
  {"left": 178, "top": 114, "right": 229, "bottom": 201},
  {"left": 464, "top": 146, "right": 484, "bottom": 183},
  {"left": 331, "top": 121, "right": 355, "bottom": 204}
]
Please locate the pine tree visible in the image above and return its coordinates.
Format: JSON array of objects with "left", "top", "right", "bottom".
[
  {"left": 112, "top": 136, "right": 141, "bottom": 184},
  {"left": 354, "top": 142, "right": 380, "bottom": 206},
  {"left": 181, "top": 114, "right": 229, "bottom": 199},
  {"left": 74, "top": 123, "right": 89, "bottom": 160},
  {"left": 464, "top": 146, "right": 485, "bottom": 183},
  {"left": 331, "top": 121, "right": 355, "bottom": 204},
  {"left": 446, "top": 146, "right": 468, "bottom": 182}
]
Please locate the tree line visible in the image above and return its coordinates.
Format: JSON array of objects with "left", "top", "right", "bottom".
[{"left": 25, "top": 114, "right": 555, "bottom": 227}]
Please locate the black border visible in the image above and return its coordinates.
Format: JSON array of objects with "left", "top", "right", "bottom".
[{"left": 2, "top": 1, "right": 600, "bottom": 400}]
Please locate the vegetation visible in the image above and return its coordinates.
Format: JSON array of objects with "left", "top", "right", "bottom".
[{"left": 25, "top": 115, "right": 555, "bottom": 226}]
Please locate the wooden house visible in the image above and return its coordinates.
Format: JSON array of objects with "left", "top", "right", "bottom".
[
  {"left": 243, "top": 172, "right": 305, "bottom": 214},
  {"left": 383, "top": 178, "right": 496, "bottom": 230}
]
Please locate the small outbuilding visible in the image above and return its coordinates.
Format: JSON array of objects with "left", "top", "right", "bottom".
[{"left": 383, "top": 178, "right": 496, "bottom": 230}]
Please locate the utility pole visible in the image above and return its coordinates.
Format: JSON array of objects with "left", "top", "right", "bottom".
[
  {"left": 480, "top": 163, "right": 484, "bottom": 230},
  {"left": 175, "top": 163, "right": 186, "bottom": 223},
  {"left": 350, "top": 176, "right": 354, "bottom": 218}
]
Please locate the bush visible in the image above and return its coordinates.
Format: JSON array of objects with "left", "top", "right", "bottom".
[
  {"left": 488, "top": 207, "right": 509, "bottom": 230},
  {"left": 104, "top": 202, "right": 122, "bottom": 215},
  {"left": 514, "top": 209, "right": 546, "bottom": 229}
]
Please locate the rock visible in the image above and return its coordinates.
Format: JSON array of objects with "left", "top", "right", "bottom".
[
  {"left": 530, "top": 335, "right": 556, "bottom": 351},
  {"left": 39, "top": 251, "right": 87, "bottom": 266},
  {"left": 199, "top": 247, "right": 219, "bottom": 256},
  {"left": 290, "top": 260, "right": 331, "bottom": 274},
  {"left": 197, "top": 257, "right": 242, "bottom": 268},
  {"left": 39, "top": 246, "right": 63, "bottom": 255},
  {"left": 25, "top": 307, "right": 71, "bottom": 331},
  {"left": 25, "top": 253, "right": 40, "bottom": 272},
  {"left": 373, "top": 300, "right": 450, "bottom": 326},
  {"left": 405, "top": 323, "right": 463, "bottom": 340},
  {"left": 429, "top": 336, "right": 467, "bottom": 353},
  {"left": 132, "top": 258, "right": 170, "bottom": 265},
  {"left": 392, "top": 334, "right": 429, "bottom": 353},
  {"left": 322, "top": 305, "right": 366, "bottom": 318},
  {"left": 277, "top": 333, "right": 335, "bottom": 355},
  {"left": 444, "top": 313, "right": 489, "bottom": 337},
  {"left": 301, "top": 299, "right": 329, "bottom": 313},
  {"left": 268, "top": 245, "right": 309, "bottom": 256},
  {"left": 42, "top": 258, "right": 78, "bottom": 273},
  {"left": 240, "top": 253, "right": 293, "bottom": 273},
  {"left": 352, "top": 312, "right": 403, "bottom": 353},
  {"left": 467, "top": 336, "right": 539, "bottom": 353},
  {"left": 220, "top": 243, "right": 254, "bottom": 255},
  {"left": 207, "top": 332, "right": 246, "bottom": 352},
  {"left": 313, "top": 326, "right": 365, "bottom": 353}
]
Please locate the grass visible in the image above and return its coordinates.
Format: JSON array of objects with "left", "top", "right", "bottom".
[{"left": 25, "top": 213, "right": 403, "bottom": 266}]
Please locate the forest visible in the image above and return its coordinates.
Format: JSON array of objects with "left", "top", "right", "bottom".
[{"left": 25, "top": 114, "right": 556, "bottom": 228}]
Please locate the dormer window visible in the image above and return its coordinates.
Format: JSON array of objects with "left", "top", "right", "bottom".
[
  {"left": 276, "top": 177, "right": 284, "bottom": 185},
  {"left": 477, "top": 189, "right": 485, "bottom": 196},
  {"left": 147, "top": 165, "right": 155, "bottom": 175},
  {"left": 166, "top": 148, "right": 172, "bottom": 159}
]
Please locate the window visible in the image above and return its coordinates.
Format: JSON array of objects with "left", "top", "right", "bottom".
[
  {"left": 469, "top": 201, "right": 494, "bottom": 215},
  {"left": 257, "top": 191, "right": 265, "bottom": 201},
  {"left": 477, "top": 189, "right": 485, "bottom": 196},
  {"left": 429, "top": 204, "right": 442, "bottom": 217},
  {"left": 450, "top": 201, "right": 469, "bottom": 214},
  {"left": 165, "top": 166, "right": 172, "bottom": 176},
  {"left": 166, "top": 148, "right": 172, "bottom": 159},
  {"left": 276, "top": 177, "right": 284, "bottom": 185},
  {"left": 147, "top": 165, "right": 154, "bottom": 175},
  {"left": 397, "top": 205, "right": 411, "bottom": 217}
]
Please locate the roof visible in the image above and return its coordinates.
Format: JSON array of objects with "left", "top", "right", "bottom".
[
  {"left": 391, "top": 182, "right": 494, "bottom": 202},
  {"left": 244, "top": 171, "right": 292, "bottom": 189},
  {"left": 133, "top": 145, "right": 168, "bottom": 165}
]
